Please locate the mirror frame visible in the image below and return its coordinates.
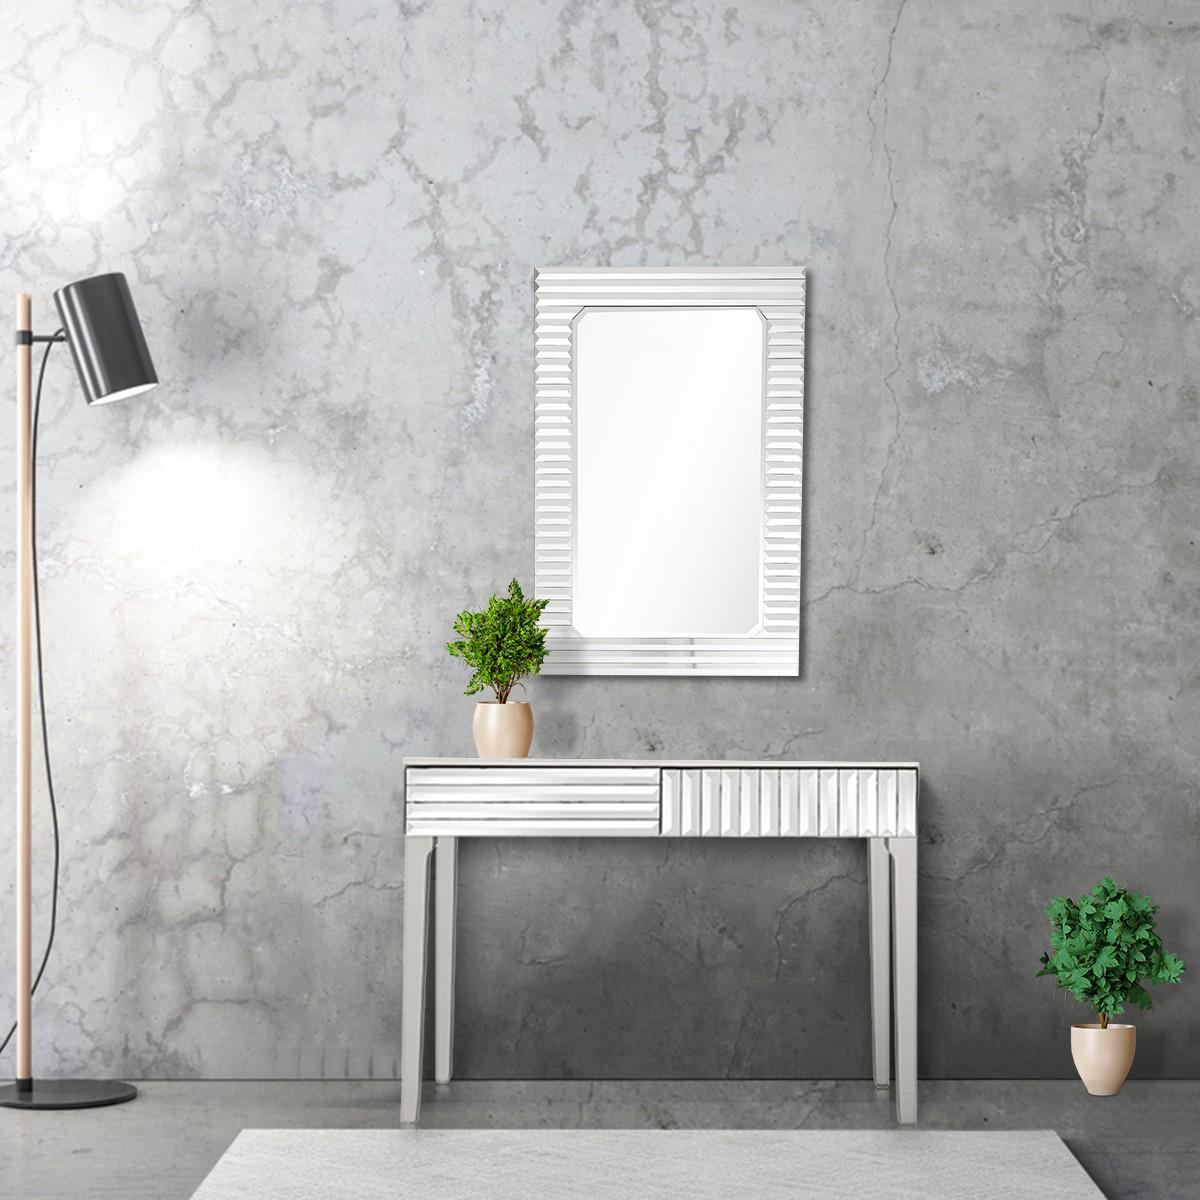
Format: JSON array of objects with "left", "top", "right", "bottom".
[{"left": 534, "top": 267, "right": 806, "bottom": 676}]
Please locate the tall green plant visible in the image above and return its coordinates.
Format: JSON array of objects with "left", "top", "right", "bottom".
[
  {"left": 1038, "top": 876, "right": 1185, "bottom": 1028},
  {"left": 446, "top": 578, "right": 549, "bottom": 703}
]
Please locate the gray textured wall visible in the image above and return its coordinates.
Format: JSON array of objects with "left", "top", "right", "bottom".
[{"left": 1, "top": 0, "right": 1196, "bottom": 1083}]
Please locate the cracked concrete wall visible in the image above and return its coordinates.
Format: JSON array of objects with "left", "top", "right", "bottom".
[{"left": 1, "top": 0, "right": 1197, "bottom": 1081}]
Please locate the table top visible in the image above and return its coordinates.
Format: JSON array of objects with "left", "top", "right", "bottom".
[{"left": 405, "top": 757, "right": 921, "bottom": 769}]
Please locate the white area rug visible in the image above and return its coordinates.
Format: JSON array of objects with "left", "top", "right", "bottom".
[{"left": 191, "top": 1128, "right": 1104, "bottom": 1199}]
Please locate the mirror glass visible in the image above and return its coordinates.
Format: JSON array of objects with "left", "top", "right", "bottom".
[{"left": 574, "top": 307, "right": 763, "bottom": 637}]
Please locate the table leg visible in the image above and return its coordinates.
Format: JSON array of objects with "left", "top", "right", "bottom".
[
  {"left": 867, "top": 837, "right": 891, "bottom": 1090},
  {"left": 400, "top": 834, "right": 434, "bottom": 1125},
  {"left": 888, "top": 835, "right": 918, "bottom": 1124},
  {"left": 434, "top": 836, "right": 458, "bottom": 1085}
]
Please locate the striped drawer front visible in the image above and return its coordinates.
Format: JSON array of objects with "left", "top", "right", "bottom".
[
  {"left": 406, "top": 766, "right": 660, "bottom": 837},
  {"left": 661, "top": 767, "right": 916, "bottom": 838}
]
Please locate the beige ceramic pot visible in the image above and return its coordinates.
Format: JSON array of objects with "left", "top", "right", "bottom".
[
  {"left": 472, "top": 700, "right": 533, "bottom": 758},
  {"left": 1071, "top": 1023, "right": 1136, "bottom": 1095}
]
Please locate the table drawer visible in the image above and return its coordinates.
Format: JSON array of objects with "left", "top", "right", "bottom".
[
  {"left": 405, "top": 766, "right": 661, "bottom": 837},
  {"left": 660, "top": 766, "right": 917, "bottom": 837}
]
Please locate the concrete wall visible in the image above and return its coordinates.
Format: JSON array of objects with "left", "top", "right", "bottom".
[{"left": 0, "top": 0, "right": 1196, "bottom": 1081}]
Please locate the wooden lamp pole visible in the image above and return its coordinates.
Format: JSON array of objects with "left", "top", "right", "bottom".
[{"left": 15, "top": 292, "right": 34, "bottom": 1094}]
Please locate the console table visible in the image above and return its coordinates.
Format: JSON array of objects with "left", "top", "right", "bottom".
[{"left": 400, "top": 759, "right": 918, "bottom": 1124}]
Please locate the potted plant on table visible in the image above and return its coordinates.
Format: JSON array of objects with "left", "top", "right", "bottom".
[
  {"left": 446, "top": 578, "right": 549, "bottom": 758},
  {"left": 1038, "top": 875, "right": 1185, "bottom": 1095}
]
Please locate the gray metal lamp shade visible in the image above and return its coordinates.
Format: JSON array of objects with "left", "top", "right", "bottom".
[{"left": 52, "top": 273, "right": 157, "bottom": 405}]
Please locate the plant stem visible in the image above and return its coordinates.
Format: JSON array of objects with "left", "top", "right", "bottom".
[{"left": 1098, "top": 1012, "right": 1108, "bottom": 1030}]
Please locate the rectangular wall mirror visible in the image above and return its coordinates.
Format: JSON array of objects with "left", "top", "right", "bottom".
[{"left": 534, "top": 268, "right": 806, "bottom": 675}]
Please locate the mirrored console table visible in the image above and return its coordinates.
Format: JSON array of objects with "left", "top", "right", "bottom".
[{"left": 400, "top": 758, "right": 919, "bottom": 1124}]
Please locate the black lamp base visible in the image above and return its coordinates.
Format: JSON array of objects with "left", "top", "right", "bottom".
[{"left": 0, "top": 1078, "right": 137, "bottom": 1110}]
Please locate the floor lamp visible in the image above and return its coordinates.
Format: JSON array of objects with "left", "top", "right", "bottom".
[{"left": 0, "top": 273, "right": 157, "bottom": 1110}]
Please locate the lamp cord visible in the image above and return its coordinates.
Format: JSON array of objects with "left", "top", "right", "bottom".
[{"left": 0, "top": 333, "right": 63, "bottom": 1059}]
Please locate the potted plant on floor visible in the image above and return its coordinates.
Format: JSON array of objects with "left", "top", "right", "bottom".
[
  {"left": 446, "top": 578, "right": 549, "bottom": 757},
  {"left": 1038, "top": 875, "right": 1185, "bottom": 1095}
]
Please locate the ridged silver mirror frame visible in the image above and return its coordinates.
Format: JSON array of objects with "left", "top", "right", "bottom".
[{"left": 534, "top": 267, "right": 806, "bottom": 675}]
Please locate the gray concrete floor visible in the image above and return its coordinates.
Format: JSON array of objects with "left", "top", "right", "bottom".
[{"left": 1, "top": 1080, "right": 1196, "bottom": 1199}]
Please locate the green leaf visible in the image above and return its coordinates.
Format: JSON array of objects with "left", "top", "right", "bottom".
[
  {"left": 1157, "top": 953, "right": 1186, "bottom": 984},
  {"left": 445, "top": 579, "right": 550, "bottom": 702}
]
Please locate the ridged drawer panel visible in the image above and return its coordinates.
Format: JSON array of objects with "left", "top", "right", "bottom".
[
  {"left": 739, "top": 769, "right": 761, "bottom": 836},
  {"left": 701, "top": 769, "right": 721, "bottom": 837},
  {"left": 662, "top": 769, "right": 681, "bottom": 835},
  {"left": 779, "top": 769, "right": 800, "bottom": 835},
  {"left": 657, "top": 766, "right": 918, "bottom": 838},
  {"left": 408, "top": 766, "right": 658, "bottom": 792},
  {"left": 858, "top": 768, "right": 879, "bottom": 837},
  {"left": 879, "top": 769, "right": 898, "bottom": 837},
  {"left": 818, "top": 768, "right": 839, "bottom": 836},
  {"left": 406, "top": 766, "right": 660, "bottom": 837},
  {"left": 898, "top": 769, "right": 917, "bottom": 836},
  {"left": 838, "top": 769, "right": 859, "bottom": 837},
  {"left": 719, "top": 769, "right": 739, "bottom": 836},
  {"left": 760, "top": 770, "right": 780, "bottom": 836},
  {"left": 680, "top": 769, "right": 702, "bottom": 835},
  {"left": 798, "top": 769, "right": 819, "bottom": 836}
]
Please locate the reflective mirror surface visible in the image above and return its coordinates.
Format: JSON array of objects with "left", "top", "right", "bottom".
[{"left": 575, "top": 307, "right": 763, "bottom": 637}]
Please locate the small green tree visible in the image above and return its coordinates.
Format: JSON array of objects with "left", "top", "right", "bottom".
[
  {"left": 1038, "top": 876, "right": 1185, "bottom": 1028},
  {"left": 446, "top": 579, "right": 549, "bottom": 703}
]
